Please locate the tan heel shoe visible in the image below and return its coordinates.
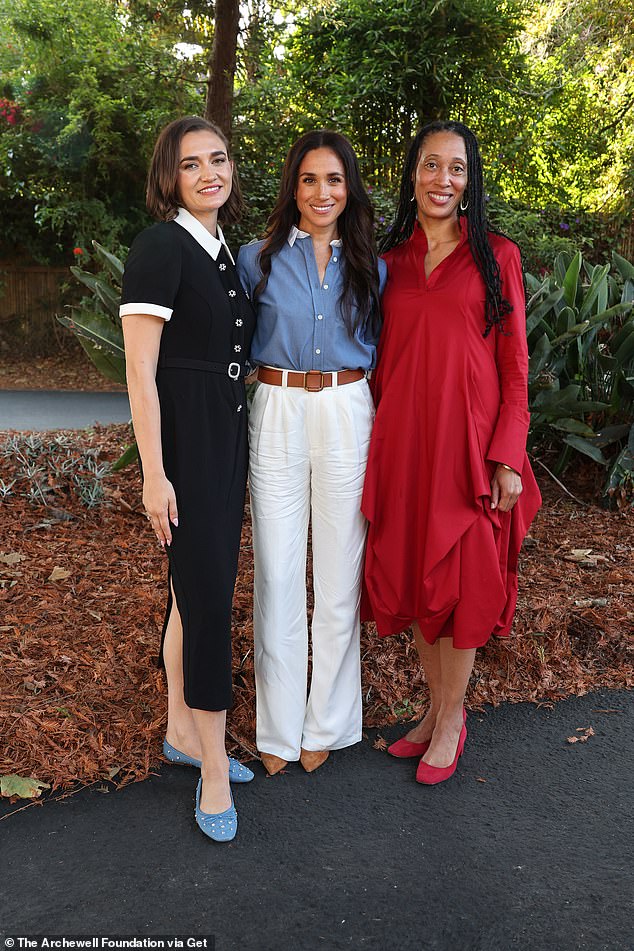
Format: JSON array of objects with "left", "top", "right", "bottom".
[
  {"left": 300, "top": 748, "right": 330, "bottom": 772},
  {"left": 260, "top": 753, "right": 288, "bottom": 776}
]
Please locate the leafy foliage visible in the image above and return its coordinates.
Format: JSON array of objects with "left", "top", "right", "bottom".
[
  {"left": 59, "top": 242, "right": 127, "bottom": 386},
  {"left": 58, "top": 242, "right": 138, "bottom": 470},
  {"left": 0, "top": 0, "right": 199, "bottom": 261},
  {"left": 526, "top": 249, "right": 634, "bottom": 500},
  {"left": 283, "top": 0, "right": 527, "bottom": 186},
  {"left": 1, "top": 0, "right": 632, "bottom": 264},
  {"left": 1, "top": 432, "right": 112, "bottom": 508}
]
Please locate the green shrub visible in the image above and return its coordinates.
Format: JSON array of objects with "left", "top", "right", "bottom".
[
  {"left": 526, "top": 249, "right": 634, "bottom": 503},
  {"left": 57, "top": 243, "right": 136, "bottom": 471}
]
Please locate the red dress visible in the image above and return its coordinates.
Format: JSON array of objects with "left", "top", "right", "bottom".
[{"left": 362, "top": 220, "right": 541, "bottom": 647}]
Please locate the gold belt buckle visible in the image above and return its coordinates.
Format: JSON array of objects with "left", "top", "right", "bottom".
[{"left": 304, "top": 370, "right": 325, "bottom": 392}]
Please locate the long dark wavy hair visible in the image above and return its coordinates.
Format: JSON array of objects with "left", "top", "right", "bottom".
[
  {"left": 255, "top": 130, "right": 381, "bottom": 338},
  {"left": 381, "top": 120, "right": 514, "bottom": 337}
]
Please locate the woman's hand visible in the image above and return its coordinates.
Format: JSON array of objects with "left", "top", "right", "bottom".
[
  {"left": 490, "top": 464, "right": 522, "bottom": 512},
  {"left": 143, "top": 472, "right": 179, "bottom": 547}
]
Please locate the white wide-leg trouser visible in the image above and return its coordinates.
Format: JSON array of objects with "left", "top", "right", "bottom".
[{"left": 248, "top": 376, "right": 374, "bottom": 761}]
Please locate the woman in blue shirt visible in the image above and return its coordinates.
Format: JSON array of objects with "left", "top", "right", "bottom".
[{"left": 237, "top": 130, "right": 386, "bottom": 775}]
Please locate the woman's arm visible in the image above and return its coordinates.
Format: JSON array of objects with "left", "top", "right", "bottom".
[
  {"left": 487, "top": 242, "right": 530, "bottom": 512},
  {"left": 122, "top": 314, "right": 178, "bottom": 546}
]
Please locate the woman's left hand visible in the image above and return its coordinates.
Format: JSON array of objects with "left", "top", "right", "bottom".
[{"left": 490, "top": 465, "right": 522, "bottom": 512}]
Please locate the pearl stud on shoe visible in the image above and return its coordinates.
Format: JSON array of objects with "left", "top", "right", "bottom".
[
  {"left": 227, "top": 758, "right": 255, "bottom": 783},
  {"left": 195, "top": 778, "right": 237, "bottom": 842},
  {"left": 163, "top": 739, "right": 254, "bottom": 783}
]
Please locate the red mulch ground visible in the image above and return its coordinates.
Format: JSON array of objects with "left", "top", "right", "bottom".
[{"left": 1, "top": 423, "right": 632, "bottom": 798}]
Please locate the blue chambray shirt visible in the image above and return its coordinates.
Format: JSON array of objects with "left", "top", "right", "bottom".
[{"left": 236, "top": 227, "right": 387, "bottom": 372}]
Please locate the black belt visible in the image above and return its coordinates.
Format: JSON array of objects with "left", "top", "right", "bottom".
[{"left": 158, "top": 357, "right": 246, "bottom": 380}]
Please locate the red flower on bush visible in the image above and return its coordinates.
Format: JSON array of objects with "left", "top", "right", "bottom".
[
  {"left": 0, "top": 97, "right": 20, "bottom": 126},
  {"left": 73, "top": 247, "right": 84, "bottom": 257}
]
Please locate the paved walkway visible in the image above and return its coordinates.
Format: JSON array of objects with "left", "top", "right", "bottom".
[
  {"left": 0, "top": 389, "right": 130, "bottom": 431},
  {"left": 1, "top": 690, "right": 632, "bottom": 951}
]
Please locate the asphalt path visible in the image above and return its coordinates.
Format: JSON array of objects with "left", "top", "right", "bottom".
[
  {"left": 1, "top": 690, "right": 632, "bottom": 951},
  {"left": 0, "top": 390, "right": 131, "bottom": 431}
]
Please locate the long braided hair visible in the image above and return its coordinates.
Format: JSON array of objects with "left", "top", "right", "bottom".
[
  {"left": 255, "top": 130, "right": 381, "bottom": 339},
  {"left": 381, "top": 120, "right": 513, "bottom": 337}
]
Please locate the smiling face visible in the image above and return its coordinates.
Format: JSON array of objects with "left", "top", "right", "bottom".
[
  {"left": 295, "top": 147, "right": 348, "bottom": 235},
  {"left": 177, "top": 129, "right": 233, "bottom": 230},
  {"left": 414, "top": 131, "right": 468, "bottom": 223}
]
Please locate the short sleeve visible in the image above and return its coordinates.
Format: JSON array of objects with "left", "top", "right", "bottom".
[{"left": 119, "top": 224, "right": 182, "bottom": 321}]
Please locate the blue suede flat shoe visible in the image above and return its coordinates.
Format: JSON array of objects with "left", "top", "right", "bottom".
[
  {"left": 195, "top": 778, "right": 237, "bottom": 843},
  {"left": 227, "top": 758, "right": 254, "bottom": 783},
  {"left": 163, "top": 739, "right": 254, "bottom": 783}
]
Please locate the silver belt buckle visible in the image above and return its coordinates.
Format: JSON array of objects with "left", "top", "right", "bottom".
[{"left": 228, "top": 362, "right": 241, "bottom": 380}]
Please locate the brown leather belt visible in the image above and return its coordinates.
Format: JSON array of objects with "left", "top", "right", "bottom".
[{"left": 256, "top": 367, "right": 365, "bottom": 392}]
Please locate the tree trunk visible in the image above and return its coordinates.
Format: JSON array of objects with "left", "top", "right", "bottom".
[{"left": 205, "top": 0, "right": 240, "bottom": 142}]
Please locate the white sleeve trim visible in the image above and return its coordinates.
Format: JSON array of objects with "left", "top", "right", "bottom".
[{"left": 119, "top": 302, "right": 173, "bottom": 321}]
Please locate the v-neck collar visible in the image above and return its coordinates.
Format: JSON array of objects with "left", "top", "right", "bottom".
[
  {"left": 412, "top": 216, "right": 468, "bottom": 285},
  {"left": 174, "top": 208, "right": 235, "bottom": 264}
]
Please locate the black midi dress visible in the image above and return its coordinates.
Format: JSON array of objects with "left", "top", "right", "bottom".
[{"left": 120, "top": 213, "right": 255, "bottom": 711}]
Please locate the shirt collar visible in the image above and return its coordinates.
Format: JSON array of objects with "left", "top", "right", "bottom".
[
  {"left": 174, "top": 208, "right": 235, "bottom": 264},
  {"left": 288, "top": 225, "right": 343, "bottom": 249}
]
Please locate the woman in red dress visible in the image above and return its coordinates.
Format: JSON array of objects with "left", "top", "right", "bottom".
[{"left": 362, "top": 120, "right": 541, "bottom": 784}]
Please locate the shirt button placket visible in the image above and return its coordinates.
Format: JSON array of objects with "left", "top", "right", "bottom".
[{"left": 221, "top": 254, "right": 245, "bottom": 396}]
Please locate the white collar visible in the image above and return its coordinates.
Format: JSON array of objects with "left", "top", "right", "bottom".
[
  {"left": 287, "top": 225, "right": 342, "bottom": 249},
  {"left": 174, "top": 208, "right": 235, "bottom": 264}
]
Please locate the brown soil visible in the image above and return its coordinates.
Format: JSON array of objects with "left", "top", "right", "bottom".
[
  {"left": 0, "top": 353, "right": 125, "bottom": 392},
  {"left": 0, "top": 423, "right": 632, "bottom": 798}
]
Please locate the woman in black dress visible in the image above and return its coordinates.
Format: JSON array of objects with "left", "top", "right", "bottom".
[{"left": 120, "top": 116, "right": 256, "bottom": 842}]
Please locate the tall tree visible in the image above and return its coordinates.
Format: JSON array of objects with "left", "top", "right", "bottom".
[{"left": 205, "top": 0, "right": 240, "bottom": 140}]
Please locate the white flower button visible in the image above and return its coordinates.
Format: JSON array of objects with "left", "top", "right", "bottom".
[
  {"left": 235, "top": 319, "right": 243, "bottom": 327},
  {"left": 234, "top": 344, "right": 242, "bottom": 352},
  {"left": 228, "top": 290, "right": 236, "bottom": 297},
  {"left": 219, "top": 263, "right": 227, "bottom": 271}
]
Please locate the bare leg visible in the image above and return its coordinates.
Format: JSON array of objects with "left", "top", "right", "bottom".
[
  {"left": 192, "top": 708, "right": 231, "bottom": 814},
  {"left": 163, "top": 584, "right": 231, "bottom": 813},
  {"left": 422, "top": 639, "right": 476, "bottom": 768},
  {"left": 163, "top": 582, "right": 201, "bottom": 760},
  {"left": 403, "top": 622, "right": 443, "bottom": 743}
]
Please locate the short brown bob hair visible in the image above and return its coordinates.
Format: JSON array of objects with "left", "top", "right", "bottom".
[{"left": 146, "top": 116, "right": 243, "bottom": 225}]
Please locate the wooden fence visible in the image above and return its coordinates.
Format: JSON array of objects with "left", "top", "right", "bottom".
[{"left": 0, "top": 264, "right": 75, "bottom": 356}]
